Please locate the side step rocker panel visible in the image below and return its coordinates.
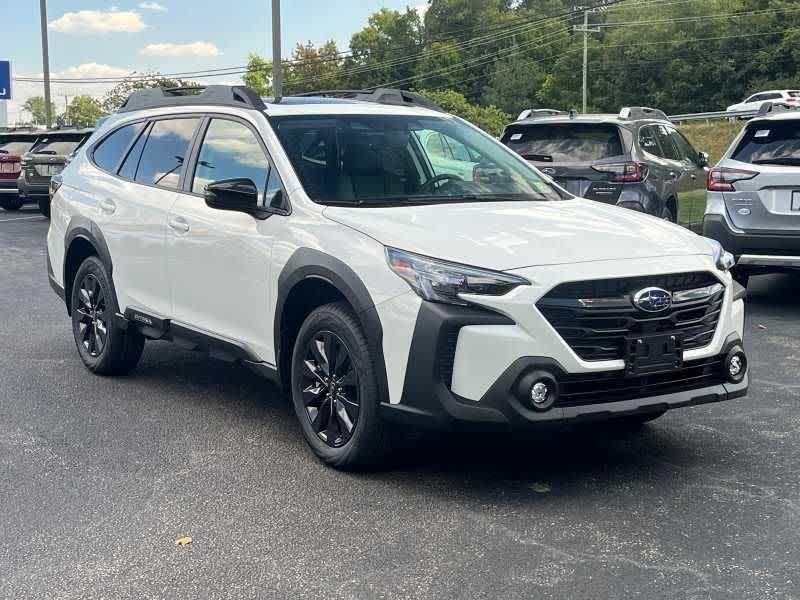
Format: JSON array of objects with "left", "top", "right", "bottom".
[{"left": 122, "top": 307, "right": 280, "bottom": 383}]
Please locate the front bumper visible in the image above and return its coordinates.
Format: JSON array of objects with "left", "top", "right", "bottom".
[
  {"left": 703, "top": 214, "right": 800, "bottom": 269},
  {"left": 381, "top": 300, "right": 748, "bottom": 428}
]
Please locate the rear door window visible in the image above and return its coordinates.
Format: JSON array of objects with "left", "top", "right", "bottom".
[
  {"left": 135, "top": 118, "right": 200, "bottom": 190},
  {"left": 731, "top": 121, "right": 800, "bottom": 166},
  {"left": 653, "top": 125, "right": 680, "bottom": 160},
  {"left": 639, "top": 125, "right": 663, "bottom": 155},
  {"left": 93, "top": 122, "right": 145, "bottom": 173},
  {"left": 501, "top": 124, "right": 623, "bottom": 163}
]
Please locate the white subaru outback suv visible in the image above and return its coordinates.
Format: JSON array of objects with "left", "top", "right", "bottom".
[{"left": 46, "top": 86, "right": 749, "bottom": 469}]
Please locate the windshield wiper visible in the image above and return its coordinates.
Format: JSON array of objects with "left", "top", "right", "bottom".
[
  {"left": 521, "top": 153, "right": 553, "bottom": 162},
  {"left": 0, "top": 149, "right": 8, "bottom": 154},
  {"left": 35, "top": 150, "right": 58, "bottom": 155},
  {"left": 751, "top": 157, "right": 800, "bottom": 166},
  {"left": 343, "top": 193, "right": 550, "bottom": 206}
]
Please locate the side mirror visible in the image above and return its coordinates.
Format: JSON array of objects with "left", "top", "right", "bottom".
[
  {"left": 204, "top": 178, "right": 261, "bottom": 216},
  {"left": 698, "top": 151, "right": 710, "bottom": 167}
]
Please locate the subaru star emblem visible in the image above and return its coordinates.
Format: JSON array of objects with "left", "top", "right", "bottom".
[
  {"left": 541, "top": 167, "right": 556, "bottom": 175},
  {"left": 633, "top": 287, "right": 672, "bottom": 313}
]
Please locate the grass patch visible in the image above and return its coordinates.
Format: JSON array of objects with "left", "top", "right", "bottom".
[{"left": 679, "top": 120, "right": 744, "bottom": 165}]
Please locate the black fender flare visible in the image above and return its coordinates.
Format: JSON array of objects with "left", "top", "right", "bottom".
[
  {"left": 275, "top": 248, "right": 389, "bottom": 404},
  {"left": 63, "top": 216, "right": 118, "bottom": 313}
]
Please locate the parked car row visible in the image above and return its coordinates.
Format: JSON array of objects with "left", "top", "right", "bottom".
[
  {"left": 498, "top": 103, "right": 800, "bottom": 286},
  {"left": 44, "top": 86, "right": 747, "bottom": 470},
  {"left": 0, "top": 127, "right": 93, "bottom": 217}
]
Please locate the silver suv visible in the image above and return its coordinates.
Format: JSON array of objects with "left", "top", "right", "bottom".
[{"left": 704, "top": 104, "right": 800, "bottom": 285}]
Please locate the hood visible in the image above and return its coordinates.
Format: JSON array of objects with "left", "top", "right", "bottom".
[{"left": 324, "top": 199, "right": 713, "bottom": 271}]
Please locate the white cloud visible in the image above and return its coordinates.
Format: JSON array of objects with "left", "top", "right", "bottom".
[
  {"left": 49, "top": 9, "right": 145, "bottom": 34},
  {"left": 414, "top": 3, "right": 430, "bottom": 17},
  {"left": 57, "top": 63, "right": 134, "bottom": 79},
  {"left": 139, "top": 2, "right": 167, "bottom": 12},
  {"left": 140, "top": 42, "right": 221, "bottom": 58}
]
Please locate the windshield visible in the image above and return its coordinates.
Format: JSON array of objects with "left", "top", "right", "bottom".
[
  {"left": 0, "top": 137, "right": 38, "bottom": 155},
  {"left": 732, "top": 121, "right": 800, "bottom": 165},
  {"left": 269, "top": 114, "right": 564, "bottom": 205},
  {"left": 31, "top": 135, "right": 86, "bottom": 156},
  {"left": 501, "top": 123, "right": 624, "bottom": 163}
]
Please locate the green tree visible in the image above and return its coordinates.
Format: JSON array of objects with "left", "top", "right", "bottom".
[
  {"left": 22, "top": 96, "right": 57, "bottom": 125},
  {"left": 345, "top": 8, "right": 423, "bottom": 89},
  {"left": 101, "top": 76, "right": 198, "bottom": 113},
  {"left": 63, "top": 95, "right": 105, "bottom": 127},
  {"left": 243, "top": 53, "right": 273, "bottom": 96},
  {"left": 419, "top": 89, "right": 509, "bottom": 136}
]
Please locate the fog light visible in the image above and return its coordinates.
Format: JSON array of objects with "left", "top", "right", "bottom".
[
  {"left": 723, "top": 346, "right": 747, "bottom": 384},
  {"left": 531, "top": 381, "right": 550, "bottom": 404},
  {"left": 517, "top": 371, "right": 558, "bottom": 412}
]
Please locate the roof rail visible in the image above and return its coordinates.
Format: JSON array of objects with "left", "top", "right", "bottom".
[
  {"left": 618, "top": 106, "right": 668, "bottom": 121},
  {"left": 516, "top": 108, "right": 567, "bottom": 121},
  {"left": 118, "top": 85, "right": 267, "bottom": 113},
  {"left": 757, "top": 101, "right": 800, "bottom": 117},
  {"left": 294, "top": 88, "right": 444, "bottom": 112}
]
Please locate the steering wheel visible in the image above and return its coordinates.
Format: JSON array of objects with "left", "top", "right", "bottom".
[{"left": 420, "top": 173, "right": 465, "bottom": 194}]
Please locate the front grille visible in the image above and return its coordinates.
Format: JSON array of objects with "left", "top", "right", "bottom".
[
  {"left": 556, "top": 355, "right": 727, "bottom": 407},
  {"left": 537, "top": 272, "right": 724, "bottom": 361}
]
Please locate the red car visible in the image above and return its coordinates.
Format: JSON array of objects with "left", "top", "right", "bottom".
[{"left": 0, "top": 130, "right": 40, "bottom": 211}]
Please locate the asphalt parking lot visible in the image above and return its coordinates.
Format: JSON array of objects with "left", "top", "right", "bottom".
[{"left": 1, "top": 207, "right": 799, "bottom": 600}]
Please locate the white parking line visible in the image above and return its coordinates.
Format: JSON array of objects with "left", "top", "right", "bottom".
[{"left": 0, "top": 215, "right": 44, "bottom": 223}]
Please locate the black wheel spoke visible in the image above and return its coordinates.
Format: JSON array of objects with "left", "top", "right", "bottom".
[
  {"left": 76, "top": 308, "right": 92, "bottom": 324},
  {"left": 299, "top": 330, "right": 360, "bottom": 448},
  {"left": 73, "top": 273, "right": 110, "bottom": 360}
]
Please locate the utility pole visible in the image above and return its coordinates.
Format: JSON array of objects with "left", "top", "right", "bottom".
[
  {"left": 271, "top": 0, "right": 282, "bottom": 101},
  {"left": 39, "top": 0, "right": 53, "bottom": 128},
  {"left": 573, "top": 8, "right": 600, "bottom": 113}
]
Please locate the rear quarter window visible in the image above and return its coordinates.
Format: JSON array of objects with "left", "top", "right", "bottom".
[
  {"left": 501, "top": 124, "right": 623, "bottom": 162},
  {"left": 93, "top": 122, "right": 145, "bottom": 173},
  {"left": 732, "top": 121, "right": 800, "bottom": 164}
]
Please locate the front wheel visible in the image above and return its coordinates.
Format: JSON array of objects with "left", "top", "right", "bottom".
[
  {"left": 291, "top": 302, "right": 390, "bottom": 470},
  {"left": 70, "top": 256, "right": 145, "bottom": 375},
  {"left": 661, "top": 205, "right": 676, "bottom": 223}
]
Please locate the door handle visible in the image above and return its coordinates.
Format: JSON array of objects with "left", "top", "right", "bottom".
[
  {"left": 168, "top": 216, "right": 190, "bottom": 233},
  {"left": 99, "top": 198, "right": 116, "bottom": 214}
]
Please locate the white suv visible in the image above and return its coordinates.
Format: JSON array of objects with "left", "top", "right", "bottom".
[{"left": 46, "top": 86, "right": 749, "bottom": 469}]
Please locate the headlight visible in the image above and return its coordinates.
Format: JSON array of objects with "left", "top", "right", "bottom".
[
  {"left": 386, "top": 247, "right": 529, "bottom": 305},
  {"left": 706, "top": 237, "right": 736, "bottom": 271}
]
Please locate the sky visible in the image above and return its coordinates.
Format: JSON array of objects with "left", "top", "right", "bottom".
[{"left": 1, "top": 0, "right": 426, "bottom": 124}]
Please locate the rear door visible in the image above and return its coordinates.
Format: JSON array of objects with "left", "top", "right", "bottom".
[
  {"left": 93, "top": 116, "right": 202, "bottom": 316},
  {"left": 501, "top": 122, "right": 626, "bottom": 203},
  {"left": 722, "top": 119, "right": 800, "bottom": 233},
  {"left": 667, "top": 126, "right": 708, "bottom": 226}
]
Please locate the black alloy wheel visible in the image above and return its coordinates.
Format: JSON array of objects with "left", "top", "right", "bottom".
[
  {"left": 74, "top": 273, "right": 109, "bottom": 358},
  {"left": 299, "top": 331, "right": 360, "bottom": 448}
]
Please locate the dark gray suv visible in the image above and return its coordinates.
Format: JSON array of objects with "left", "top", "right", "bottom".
[{"left": 501, "top": 107, "right": 709, "bottom": 225}]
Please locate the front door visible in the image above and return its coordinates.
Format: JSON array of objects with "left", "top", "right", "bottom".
[{"left": 166, "top": 116, "right": 284, "bottom": 362}]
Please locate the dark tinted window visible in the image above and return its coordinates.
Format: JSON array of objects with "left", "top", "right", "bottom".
[
  {"left": 118, "top": 124, "right": 149, "bottom": 180},
  {"left": 652, "top": 124, "right": 680, "bottom": 160},
  {"left": 31, "top": 135, "right": 86, "bottom": 156},
  {"left": 502, "top": 124, "right": 623, "bottom": 162},
  {"left": 135, "top": 118, "right": 200, "bottom": 189},
  {"left": 763, "top": 93, "right": 782, "bottom": 100},
  {"left": 732, "top": 121, "right": 800, "bottom": 165},
  {"left": 93, "top": 123, "right": 144, "bottom": 173},
  {"left": 639, "top": 125, "right": 662, "bottom": 155},
  {"left": 668, "top": 128, "right": 698, "bottom": 163},
  {"left": 0, "top": 136, "right": 38, "bottom": 155},
  {"left": 192, "top": 119, "right": 270, "bottom": 201}
]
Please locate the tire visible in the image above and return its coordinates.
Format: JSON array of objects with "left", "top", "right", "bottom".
[
  {"left": 0, "top": 196, "right": 24, "bottom": 211},
  {"left": 38, "top": 197, "right": 51, "bottom": 219},
  {"left": 70, "top": 256, "right": 145, "bottom": 376},
  {"left": 290, "top": 302, "right": 390, "bottom": 470},
  {"left": 661, "top": 204, "right": 676, "bottom": 223}
]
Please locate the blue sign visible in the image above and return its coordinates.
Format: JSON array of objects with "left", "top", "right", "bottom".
[{"left": 0, "top": 61, "right": 11, "bottom": 100}]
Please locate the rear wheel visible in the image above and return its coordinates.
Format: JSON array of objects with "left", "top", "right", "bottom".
[
  {"left": 661, "top": 204, "right": 676, "bottom": 223},
  {"left": 38, "top": 197, "right": 51, "bottom": 219},
  {"left": 291, "top": 302, "right": 389, "bottom": 470},
  {"left": 70, "top": 256, "right": 145, "bottom": 375},
  {"left": 0, "top": 196, "right": 24, "bottom": 211}
]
